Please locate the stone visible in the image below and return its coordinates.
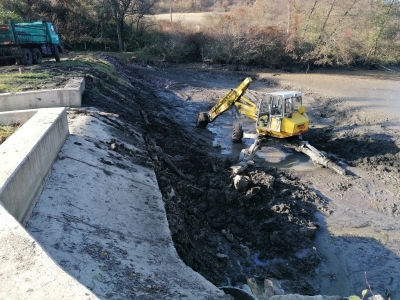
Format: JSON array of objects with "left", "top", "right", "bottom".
[{"left": 233, "top": 175, "right": 249, "bottom": 190}]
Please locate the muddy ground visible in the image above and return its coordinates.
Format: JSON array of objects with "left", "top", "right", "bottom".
[{"left": 2, "top": 53, "right": 400, "bottom": 299}]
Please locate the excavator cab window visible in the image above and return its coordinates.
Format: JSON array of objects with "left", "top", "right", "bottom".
[
  {"left": 284, "top": 96, "right": 302, "bottom": 115},
  {"left": 259, "top": 94, "right": 284, "bottom": 116},
  {"left": 292, "top": 96, "right": 302, "bottom": 110},
  {"left": 259, "top": 95, "right": 270, "bottom": 116},
  {"left": 270, "top": 96, "right": 283, "bottom": 116}
]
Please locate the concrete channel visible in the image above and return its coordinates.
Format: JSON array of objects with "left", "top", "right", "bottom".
[{"left": 0, "top": 78, "right": 98, "bottom": 299}]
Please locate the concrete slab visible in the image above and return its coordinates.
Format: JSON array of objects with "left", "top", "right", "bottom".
[
  {"left": 25, "top": 109, "right": 227, "bottom": 299},
  {"left": 0, "top": 77, "right": 84, "bottom": 112},
  {"left": 0, "top": 204, "right": 96, "bottom": 300}
]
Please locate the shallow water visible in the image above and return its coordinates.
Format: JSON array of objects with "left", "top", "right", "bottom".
[{"left": 270, "top": 70, "right": 400, "bottom": 120}]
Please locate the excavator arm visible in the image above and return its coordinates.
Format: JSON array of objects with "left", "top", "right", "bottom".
[{"left": 196, "top": 77, "right": 257, "bottom": 127}]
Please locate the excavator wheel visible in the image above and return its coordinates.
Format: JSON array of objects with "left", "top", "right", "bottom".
[
  {"left": 196, "top": 112, "right": 209, "bottom": 128},
  {"left": 232, "top": 124, "right": 243, "bottom": 143}
]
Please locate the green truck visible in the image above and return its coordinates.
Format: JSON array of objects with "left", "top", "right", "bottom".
[{"left": 0, "top": 20, "right": 63, "bottom": 65}]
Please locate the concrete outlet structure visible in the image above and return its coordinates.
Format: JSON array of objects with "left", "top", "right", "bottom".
[
  {"left": 0, "top": 78, "right": 99, "bottom": 299},
  {"left": 0, "top": 77, "right": 85, "bottom": 112}
]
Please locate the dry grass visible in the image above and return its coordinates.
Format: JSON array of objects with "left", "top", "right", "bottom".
[{"left": 0, "top": 124, "right": 20, "bottom": 145}]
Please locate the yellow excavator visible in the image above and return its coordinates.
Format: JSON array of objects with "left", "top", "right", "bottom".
[{"left": 196, "top": 77, "right": 346, "bottom": 175}]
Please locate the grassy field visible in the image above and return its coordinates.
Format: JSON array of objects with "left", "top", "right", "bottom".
[{"left": 0, "top": 71, "right": 52, "bottom": 93}]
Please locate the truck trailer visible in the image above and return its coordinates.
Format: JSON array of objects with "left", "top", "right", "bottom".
[{"left": 0, "top": 19, "right": 63, "bottom": 65}]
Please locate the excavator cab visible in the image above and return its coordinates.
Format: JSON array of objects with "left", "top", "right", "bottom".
[{"left": 256, "top": 91, "right": 309, "bottom": 139}]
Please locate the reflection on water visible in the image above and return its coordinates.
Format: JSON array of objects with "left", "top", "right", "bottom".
[{"left": 254, "top": 146, "right": 315, "bottom": 171}]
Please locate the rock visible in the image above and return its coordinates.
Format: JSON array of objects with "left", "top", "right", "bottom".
[
  {"left": 234, "top": 175, "right": 249, "bottom": 190},
  {"left": 216, "top": 253, "right": 228, "bottom": 259},
  {"left": 243, "top": 186, "right": 261, "bottom": 200},
  {"left": 264, "top": 278, "right": 285, "bottom": 299},
  {"left": 368, "top": 296, "right": 384, "bottom": 300},
  {"left": 299, "top": 225, "right": 318, "bottom": 238},
  {"left": 247, "top": 278, "right": 265, "bottom": 300},
  {"left": 231, "top": 162, "right": 248, "bottom": 174},
  {"left": 264, "top": 279, "right": 274, "bottom": 299}
]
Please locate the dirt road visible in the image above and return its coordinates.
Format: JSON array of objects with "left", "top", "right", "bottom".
[{"left": 3, "top": 54, "right": 399, "bottom": 298}]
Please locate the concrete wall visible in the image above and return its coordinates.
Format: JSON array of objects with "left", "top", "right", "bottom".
[
  {"left": 0, "top": 107, "right": 69, "bottom": 224},
  {"left": 0, "top": 77, "right": 84, "bottom": 112},
  {"left": 0, "top": 109, "right": 37, "bottom": 125}
]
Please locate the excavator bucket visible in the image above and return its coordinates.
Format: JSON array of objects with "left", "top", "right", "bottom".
[{"left": 196, "top": 112, "right": 210, "bottom": 128}]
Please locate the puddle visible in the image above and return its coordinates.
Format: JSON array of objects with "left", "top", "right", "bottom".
[
  {"left": 209, "top": 115, "right": 316, "bottom": 171},
  {"left": 253, "top": 146, "right": 315, "bottom": 171}
]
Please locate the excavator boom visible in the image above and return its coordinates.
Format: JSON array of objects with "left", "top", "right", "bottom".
[{"left": 196, "top": 77, "right": 256, "bottom": 127}]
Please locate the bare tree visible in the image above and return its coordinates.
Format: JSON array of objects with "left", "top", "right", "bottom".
[
  {"left": 364, "top": 0, "right": 396, "bottom": 64},
  {"left": 97, "top": 0, "right": 156, "bottom": 51}
]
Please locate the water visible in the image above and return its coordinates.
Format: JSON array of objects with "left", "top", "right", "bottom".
[{"left": 209, "top": 114, "right": 316, "bottom": 171}]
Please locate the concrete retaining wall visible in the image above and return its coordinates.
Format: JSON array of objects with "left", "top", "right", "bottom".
[
  {"left": 0, "top": 77, "right": 84, "bottom": 112},
  {"left": 0, "top": 107, "right": 69, "bottom": 224},
  {"left": 0, "top": 109, "right": 37, "bottom": 125}
]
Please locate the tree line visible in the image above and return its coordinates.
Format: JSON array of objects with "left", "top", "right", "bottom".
[{"left": 1, "top": 0, "right": 399, "bottom": 68}]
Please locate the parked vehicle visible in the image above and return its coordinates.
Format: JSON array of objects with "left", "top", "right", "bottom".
[{"left": 0, "top": 19, "right": 63, "bottom": 65}]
